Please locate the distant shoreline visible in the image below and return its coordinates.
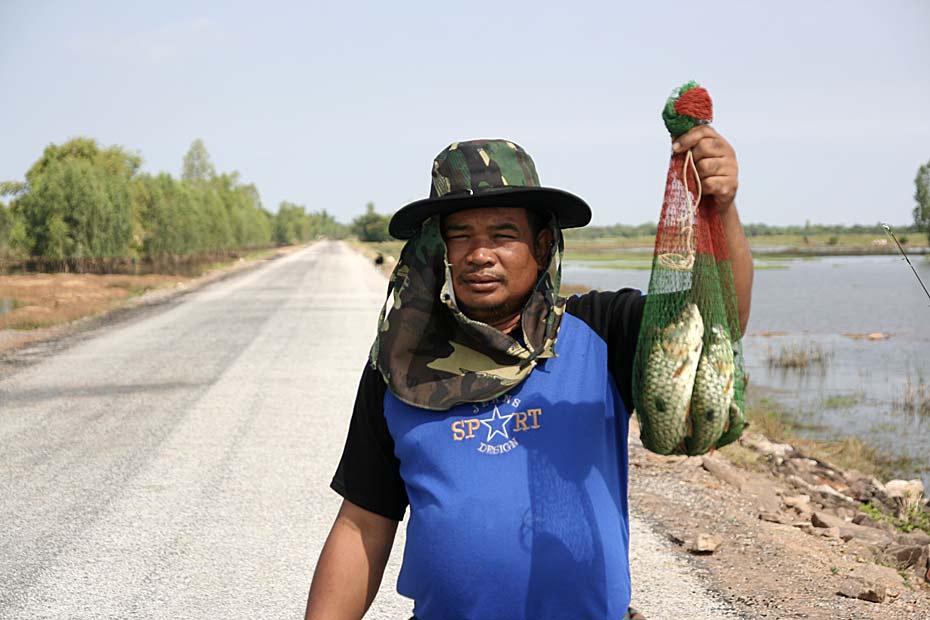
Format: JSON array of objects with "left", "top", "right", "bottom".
[{"left": 750, "top": 246, "right": 930, "bottom": 257}]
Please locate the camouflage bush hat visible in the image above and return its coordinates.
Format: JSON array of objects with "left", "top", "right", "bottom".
[{"left": 389, "top": 139, "right": 592, "bottom": 239}]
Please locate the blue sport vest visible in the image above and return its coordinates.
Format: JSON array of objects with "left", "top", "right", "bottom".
[{"left": 383, "top": 313, "right": 632, "bottom": 620}]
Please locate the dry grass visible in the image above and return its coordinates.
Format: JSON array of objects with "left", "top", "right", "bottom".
[
  {"left": 822, "top": 393, "right": 861, "bottom": 409},
  {"left": 747, "top": 232, "right": 929, "bottom": 251},
  {"left": 562, "top": 237, "right": 656, "bottom": 254},
  {"left": 717, "top": 441, "right": 766, "bottom": 472},
  {"left": 734, "top": 396, "right": 911, "bottom": 481},
  {"left": 894, "top": 369, "right": 930, "bottom": 417},
  {"left": 0, "top": 246, "right": 293, "bottom": 332},
  {"left": 349, "top": 240, "right": 404, "bottom": 260},
  {"left": 797, "top": 436, "right": 896, "bottom": 480},
  {"left": 0, "top": 273, "right": 188, "bottom": 330},
  {"left": 765, "top": 342, "right": 832, "bottom": 370},
  {"left": 560, "top": 283, "right": 595, "bottom": 296}
]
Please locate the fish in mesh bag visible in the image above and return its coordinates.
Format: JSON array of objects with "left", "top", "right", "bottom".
[{"left": 631, "top": 81, "right": 747, "bottom": 456}]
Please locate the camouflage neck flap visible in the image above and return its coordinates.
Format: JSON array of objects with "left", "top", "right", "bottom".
[{"left": 370, "top": 215, "right": 566, "bottom": 411}]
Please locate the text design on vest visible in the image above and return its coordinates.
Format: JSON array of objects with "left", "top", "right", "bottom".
[{"left": 450, "top": 394, "right": 543, "bottom": 456}]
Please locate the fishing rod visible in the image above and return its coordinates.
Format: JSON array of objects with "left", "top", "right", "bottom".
[{"left": 881, "top": 223, "right": 930, "bottom": 306}]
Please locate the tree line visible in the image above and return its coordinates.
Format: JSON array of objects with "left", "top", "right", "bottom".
[
  {"left": 0, "top": 138, "right": 347, "bottom": 272},
  {"left": 2, "top": 140, "right": 926, "bottom": 269},
  {"left": 562, "top": 157, "right": 930, "bottom": 244},
  {"left": 739, "top": 222, "right": 921, "bottom": 237},
  {"left": 564, "top": 221, "right": 925, "bottom": 243}
]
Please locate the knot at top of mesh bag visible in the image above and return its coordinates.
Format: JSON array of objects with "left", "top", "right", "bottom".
[{"left": 662, "top": 81, "right": 713, "bottom": 138}]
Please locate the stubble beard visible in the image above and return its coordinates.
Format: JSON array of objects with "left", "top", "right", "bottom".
[{"left": 456, "top": 287, "right": 531, "bottom": 332}]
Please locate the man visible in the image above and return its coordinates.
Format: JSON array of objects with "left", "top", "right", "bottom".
[{"left": 306, "top": 132, "right": 752, "bottom": 620}]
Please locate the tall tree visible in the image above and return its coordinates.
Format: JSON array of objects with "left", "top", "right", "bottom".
[
  {"left": 273, "top": 201, "right": 308, "bottom": 245},
  {"left": 351, "top": 202, "right": 391, "bottom": 242},
  {"left": 0, "top": 201, "right": 11, "bottom": 256},
  {"left": 181, "top": 139, "right": 216, "bottom": 183},
  {"left": 18, "top": 158, "right": 134, "bottom": 264},
  {"left": 25, "top": 137, "right": 141, "bottom": 188},
  {"left": 915, "top": 158, "right": 930, "bottom": 246}
]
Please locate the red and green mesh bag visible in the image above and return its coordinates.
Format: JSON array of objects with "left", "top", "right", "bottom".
[{"left": 631, "top": 81, "right": 747, "bottom": 456}]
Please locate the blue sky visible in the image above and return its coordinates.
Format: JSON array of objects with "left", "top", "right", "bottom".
[{"left": 1, "top": 1, "right": 928, "bottom": 226}]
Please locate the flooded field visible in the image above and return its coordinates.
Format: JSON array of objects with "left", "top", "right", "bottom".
[{"left": 563, "top": 253, "right": 930, "bottom": 486}]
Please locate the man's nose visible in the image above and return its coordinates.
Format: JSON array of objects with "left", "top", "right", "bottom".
[{"left": 464, "top": 242, "right": 495, "bottom": 267}]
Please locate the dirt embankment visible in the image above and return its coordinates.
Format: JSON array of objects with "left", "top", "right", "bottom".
[
  {"left": 629, "top": 420, "right": 930, "bottom": 620},
  {"left": 0, "top": 246, "right": 304, "bottom": 356},
  {"left": 0, "top": 273, "right": 190, "bottom": 331}
]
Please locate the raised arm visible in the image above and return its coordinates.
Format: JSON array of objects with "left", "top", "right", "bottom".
[
  {"left": 717, "top": 203, "right": 753, "bottom": 335},
  {"left": 673, "top": 126, "right": 753, "bottom": 335},
  {"left": 305, "top": 499, "right": 398, "bottom": 620}
]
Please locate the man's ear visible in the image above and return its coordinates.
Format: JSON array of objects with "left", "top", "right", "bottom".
[{"left": 534, "top": 227, "right": 554, "bottom": 268}]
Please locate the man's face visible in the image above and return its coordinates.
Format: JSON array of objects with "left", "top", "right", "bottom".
[{"left": 441, "top": 207, "right": 552, "bottom": 326}]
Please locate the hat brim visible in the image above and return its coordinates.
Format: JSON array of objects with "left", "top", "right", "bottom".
[{"left": 389, "top": 186, "right": 592, "bottom": 240}]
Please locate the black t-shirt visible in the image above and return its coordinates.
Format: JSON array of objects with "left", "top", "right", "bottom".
[{"left": 331, "top": 288, "right": 646, "bottom": 521}]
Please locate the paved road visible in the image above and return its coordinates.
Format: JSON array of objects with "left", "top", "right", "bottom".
[{"left": 0, "top": 241, "right": 739, "bottom": 619}]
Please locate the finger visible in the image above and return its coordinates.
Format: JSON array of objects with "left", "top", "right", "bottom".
[
  {"left": 691, "top": 136, "right": 732, "bottom": 161},
  {"left": 695, "top": 157, "right": 736, "bottom": 179},
  {"left": 700, "top": 176, "right": 738, "bottom": 202},
  {"left": 672, "top": 125, "right": 719, "bottom": 153},
  {"left": 696, "top": 157, "right": 723, "bottom": 178}
]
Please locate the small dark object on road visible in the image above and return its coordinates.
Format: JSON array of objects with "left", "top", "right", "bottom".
[{"left": 374, "top": 253, "right": 385, "bottom": 266}]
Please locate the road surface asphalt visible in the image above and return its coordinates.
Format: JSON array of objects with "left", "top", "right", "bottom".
[{"left": 0, "top": 241, "right": 740, "bottom": 619}]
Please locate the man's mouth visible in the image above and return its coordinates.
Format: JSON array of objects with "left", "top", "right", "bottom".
[{"left": 461, "top": 274, "right": 503, "bottom": 293}]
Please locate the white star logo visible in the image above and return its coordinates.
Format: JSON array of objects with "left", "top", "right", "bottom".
[{"left": 480, "top": 405, "right": 514, "bottom": 442}]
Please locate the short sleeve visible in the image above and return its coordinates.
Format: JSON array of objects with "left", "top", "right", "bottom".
[
  {"left": 564, "top": 289, "right": 646, "bottom": 413},
  {"left": 331, "top": 362, "right": 409, "bottom": 521}
]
